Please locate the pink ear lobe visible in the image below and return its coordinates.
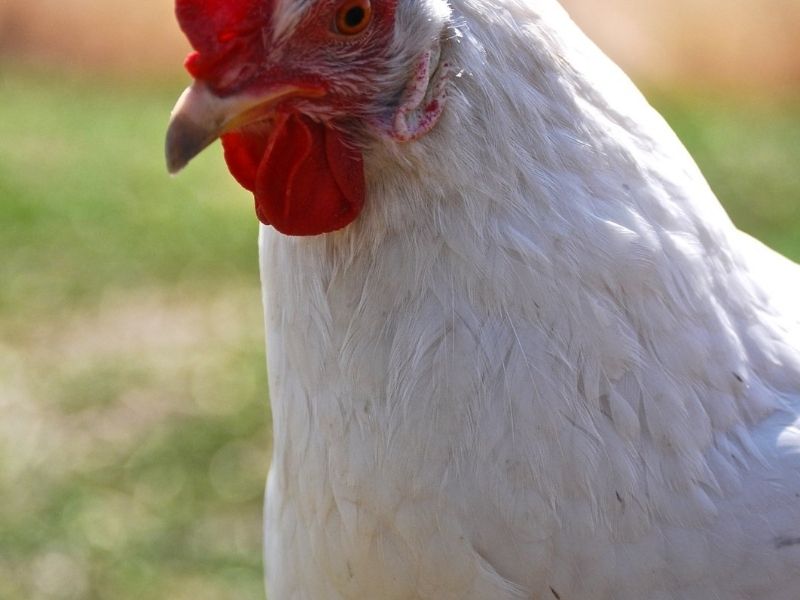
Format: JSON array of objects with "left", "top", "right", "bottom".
[{"left": 388, "top": 48, "right": 451, "bottom": 142}]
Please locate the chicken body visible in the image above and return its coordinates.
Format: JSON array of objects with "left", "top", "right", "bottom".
[
  {"left": 256, "top": 0, "right": 800, "bottom": 598},
  {"left": 162, "top": 0, "right": 800, "bottom": 596}
]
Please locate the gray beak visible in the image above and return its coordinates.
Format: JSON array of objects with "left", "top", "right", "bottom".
[{"left": 165, "top": 83, "right": 317, "bottom": 174}]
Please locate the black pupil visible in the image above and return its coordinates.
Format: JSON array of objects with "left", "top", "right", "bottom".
[{"left": 344, "top": 6, "right": 365, "bottom": 28}]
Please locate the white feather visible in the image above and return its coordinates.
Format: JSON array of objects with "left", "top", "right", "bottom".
[{"left": 259, "top": 0, "right": 800, "bottom": 597}]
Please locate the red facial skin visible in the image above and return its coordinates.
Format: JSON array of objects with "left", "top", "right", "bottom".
[{"left": 174, "top": 0, "right": 396, "bottom": 235}]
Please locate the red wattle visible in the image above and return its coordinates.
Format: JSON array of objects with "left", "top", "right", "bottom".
[
  {"left": 222, "top": 114, "right": 365, "bottom": 236},
  {"left": 221, "top": 127, "right": 268, "bottom": 192}
]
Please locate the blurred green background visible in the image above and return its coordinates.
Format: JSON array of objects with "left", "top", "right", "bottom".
[{"left": 1, "top": 1, "right": 799, "bottom": 599}]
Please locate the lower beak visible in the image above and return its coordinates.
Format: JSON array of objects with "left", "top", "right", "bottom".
[{"left": 164, "top": 83, "right": 319, "bottom": 174}]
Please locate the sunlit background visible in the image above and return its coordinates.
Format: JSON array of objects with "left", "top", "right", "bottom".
[{"left": 1, "top": 1, "right": 799, "bottom": 598}]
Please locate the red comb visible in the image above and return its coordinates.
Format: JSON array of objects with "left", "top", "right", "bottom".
[{"left": 175, "top": 0, "right": 263, "bottom": 82}]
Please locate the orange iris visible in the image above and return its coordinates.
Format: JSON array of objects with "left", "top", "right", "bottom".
[{"left": 335, "top": 0, "right": 372, "bottom": 35}]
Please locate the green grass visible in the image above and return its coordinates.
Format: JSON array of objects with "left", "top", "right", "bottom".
[
  {"left": 0, "top": 66, "right": 258, "bottom": 333},
  {"left": 0, "top": 66, "right": 798, "bottom": 600},
  {"left": 0, "top": 67, "right": 269, "bottom": 600},
  {"left": 654, "top": 90, "right": 800, "bottom": 259}
]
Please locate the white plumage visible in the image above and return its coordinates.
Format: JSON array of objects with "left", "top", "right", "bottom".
[
  {"left": 168, "top": 0, "right": 800, "bottom": 597},
  {"left": 260, "top": 3, "right": 800, "bottom": 598}
]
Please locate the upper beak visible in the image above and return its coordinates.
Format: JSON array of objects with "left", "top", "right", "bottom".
[{"left": 165, "top": 83, "right": 321, "bottom": 174}]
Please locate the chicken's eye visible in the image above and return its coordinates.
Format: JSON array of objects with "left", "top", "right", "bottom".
[{"left": 334, "top": 0, "right": 372, "bottom": 35}]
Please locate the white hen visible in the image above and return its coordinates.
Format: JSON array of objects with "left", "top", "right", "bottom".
[{"left": 166, "top": 0, "right": 800, "bottom": 597}]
